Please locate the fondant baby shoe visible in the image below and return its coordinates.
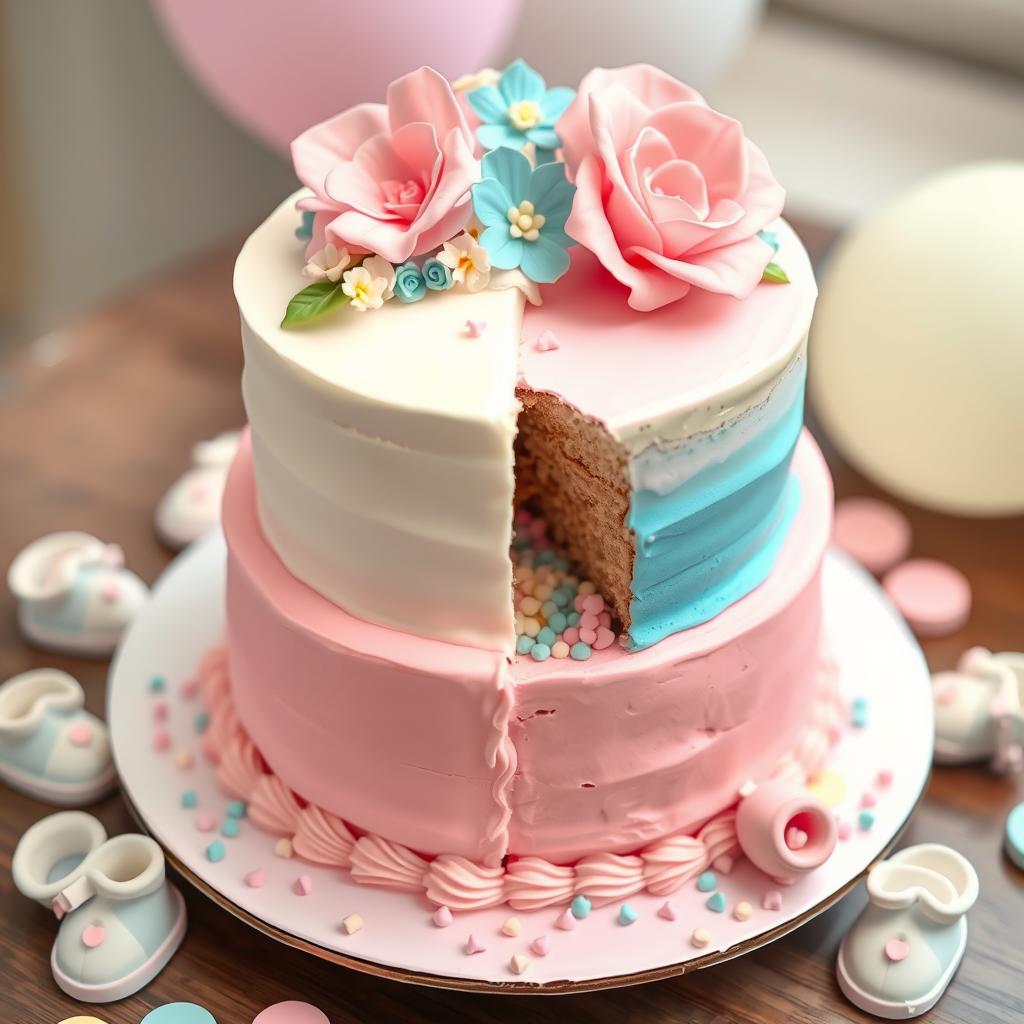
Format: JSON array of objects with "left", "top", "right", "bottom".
[
  {"left": 155, "top": 430, "right": 240, "bottom": 550},
  {"left": 836, "top": 843, "right": 978, "bottom": 1019},
  {"left": 0, "top": 669, "right": 115, "bottom": 805},
  {"left": 7, "top": 532, "right": 149, "bottom": 657},
  {"left": 932, "top": 647, "right": 1024, "bottom": 772},
  {"left": 13, "top": 812, "right": 187, "bottom": 1003}
]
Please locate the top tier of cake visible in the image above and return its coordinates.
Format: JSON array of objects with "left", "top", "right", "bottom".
[{"left": 235, "top": 195, "right": 814, "bottom": 654}]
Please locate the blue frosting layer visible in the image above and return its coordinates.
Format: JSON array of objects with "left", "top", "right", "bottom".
[{"left": 627, "top": 371, "right": 805, "bottom": 650}]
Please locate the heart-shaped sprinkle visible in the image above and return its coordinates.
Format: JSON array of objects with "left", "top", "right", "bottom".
[
  {"left": 785, "top": 826, "right": 808, "bottom": 850},
  {"left": 706, "top": 891, "right": 727, "bottom": 913},
  {"left": 245, "top": 869, "right": 266, "bottom": 889},
  {"left": 858, "top": 810, "right": 876, "bottom": 831},
  {"left": 697, "top": 871, "right": 717, "bottom": 892},
  {"left": 68, "top": 722, "right": 93, "bottom": 747},
  {"left": 293, "top": 875, "right": 313, "bottom": 896},
  {"left": 762, "top": 890, "right": 783, "bottom": 911},
  {"left": 530, "top": 934, "right": 551, "bottom": 956},
  {"left": 885, "top": 938, "right": 910, "bottom": 962},
  {"left": 465, "top": 933, "right": 486, "bottom": 955},
  {"left": 571, "top": 895, "right": 591, "bottom": 919},
  {"left": 82, "top": 923, "right": 106, "bottom": 948},
  {"left": 657, "top": 900, "right": 677, "bottom": 921},
  {"left": 465, "top": 319, "right": 487, "bottom": 338},
  {"left": 617, "top": 903, "right": 637, "bottom": 926},
  {"left": 432, "top": 906, "right": 453, "bottom": 928},
  {"left": 555, "top": 908, "right": 575, "bottom": 930},
  {"left": 534, "top": 329, "right": 559, "bottom": 352},
  {"left": 509, "top": 952, "right": 531, "bottom": 975}
]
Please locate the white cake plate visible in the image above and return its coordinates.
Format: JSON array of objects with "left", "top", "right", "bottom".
[{"left": 108, "top": 532, "right": 933, "bottom": 993}]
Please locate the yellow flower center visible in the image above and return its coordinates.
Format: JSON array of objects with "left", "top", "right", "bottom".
[
  {"left": 507, "top": 200, "right": 546, "bottom": 242},
  {"left": 352, "top": 281, "right": 370, "bottom": 305},
  {"left": 458, "top": 254, "right": 476, "bottom": 275},
  {"left": 508, "top": 99, "right": 542, "bottom": 131}
]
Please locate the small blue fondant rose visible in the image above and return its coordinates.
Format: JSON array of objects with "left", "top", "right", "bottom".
[
  {"left": 471, "top": 147, "right": 576, "bottom": 285},
  {"left": 467, "top": 58, "right": 575, "bottom": 153},
  {"left": 422, "top": 256, "right": 453, "bottom": 291},
  {"left": 394, "top": 261, "right": 426, "bottom": 303}
]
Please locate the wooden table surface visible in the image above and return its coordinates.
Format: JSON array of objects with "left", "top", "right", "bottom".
[{"left": 0, "top": 222, "right": 1021, "bottom": 1024}]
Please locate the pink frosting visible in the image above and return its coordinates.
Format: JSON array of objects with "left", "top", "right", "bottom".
[
  {"left": 292, "top": 805, "right": 355, "bottom": 868},
  {"left": 247, "top": 774, "right": 302, "bottom": 836},
  {"left": 557, "top": 64, "right": 784, "bottom": 311},
  {"left": 216, "top": 732, "right": 263, "bottom": 800},
  {"left": 291, "top": 67, "right": 477, "bottom": 263},
  {"left": 641, "top": 834, "right": 708, "bottom": 897},
  {"left": 696, "top": 811, "right": 739, "bottom": 866},
  {"left": 504, "top": 857, "right": 577, "bottom": 911},
  {"left": 573, "top": 852, "right": 646, "bottom": 906},
  {"left": 349, "top": 835, "right": 428, "bottom": 892},
  {"left": 423, "top": 854, "right": 506, "bottom": 911}
]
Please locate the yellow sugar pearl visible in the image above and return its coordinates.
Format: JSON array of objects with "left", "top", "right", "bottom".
[
  {"left": 691, "top": 927, "right": 711, "bottom": 949},
  {"left": 520, "top": 596, "right": 542, "bottom": 617},
  {"left": 522, "top": 617, "right": 541, "bottom": 637},
  {"left": 577, "top": 581, "right": 597, "bottom": 596},
  {"left": 807, "top": 769, "right": 847, "bottom": 808},
  {"left": 533, "top": 584, "right": 553, "bottom": 602},
  {"left": 552, "top": 641, "right": 570, "bottom": 659},
  {"left": 518, "top": 577, "right": 534, "bottom": 596},
  {"left": 734, "top": 901, "right": 753, "bottom": 921}
]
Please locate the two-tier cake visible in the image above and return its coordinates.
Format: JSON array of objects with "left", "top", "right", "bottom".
[{"left": 198, "top": 60, "right": 844, "bottom": 910}]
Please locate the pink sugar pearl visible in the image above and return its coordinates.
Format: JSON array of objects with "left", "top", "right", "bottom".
[
  {"left": 598, "top": 611, "right": 612, "bottom": 628},
  {"left": 579, "top": 627, "right": 597, "bottom": 645},
  {"left": 581, "top": 594, "right": 605, "bottom": 614},
  {"left": 196, "top": 812, "right": 216, "bottom": 832},
  {"left": 593, "top": 627, "right": 615, "bottom": 651},
  {"left": 562, "top": 627, "right": 580, "bottom": 645},
  {"left": 579, "top": 611, "right": 599, "bottom": 631}
]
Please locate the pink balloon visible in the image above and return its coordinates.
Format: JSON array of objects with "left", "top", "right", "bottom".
[{"left": 151, "top": 0, "right": 522, "bottom": 154}]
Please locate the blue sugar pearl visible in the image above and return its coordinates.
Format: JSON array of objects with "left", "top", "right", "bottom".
[
  {"left": 697, "top": 871, "right": 717, "bottom": 892},
  {"left": 531, "top": 643, "right": 551, "bottom": 662},
  {"left": 180, "top": 789, "right": 198, "bottom": 809},
  {"left": 541, "top": 600, "right": 558, "bottom": 619},
  {"left": 516, "top": 635, "right": 535, "bottom": 655},
  {"left": 536, "top": 627, "right": 557, "bottom": 647},
  {"left": 706, "top": 891, "right": 727, "bottom": 913},
  {"left": 226, "top": 800, "right": 247, "bottom": 820},
  {"left": 548, "top": 612, "right": 568, "bottom": 634},
  {"left": 567, "top": 612, "right": 581, "bottom": 627},
  {"left": 570, "top": 642, "right": 592, "bottom": 661},
  {"left": 553, "top": 558, "right": 571, "bottom": 573},
  {"left": 194, "top": 712, "right": 209, "bottom": 734},
  {"left": 220, "top": 818, "right": 240, "bottom": 838},
  {"left": 552, "top": 588, "right": 571, "bottom": 608},
  {"left": 535, "top": 550, "right": 556, "bottom": 566},
  {"left": 858, "top": 810, "right": 876, "bottom": 831},
  {"left": 148, "top": 675, "right": 166, "bottom": 693},
  {"left": 205, "top": 840, "right": 226, "bottom": 863},
  {"left": 851, "top": 699, "right": 869, "bottom": 728},
  {"left": 571, "top": 895, "right": 591, "bottom": 919},
  {"left": 618, "top": 903, "right": 637, "bottom": 926}
]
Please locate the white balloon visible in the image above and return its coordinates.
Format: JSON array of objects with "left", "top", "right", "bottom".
[
  {"left": 810, "top": 162, "right": 1024, "bottom": 516},
  {"left": 502, "top": 0, "right": 765, "bottom": 92}
]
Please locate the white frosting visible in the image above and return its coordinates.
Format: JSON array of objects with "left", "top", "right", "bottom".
[{"left": 235, "top": 194, "right": 522, "bottom": 652}]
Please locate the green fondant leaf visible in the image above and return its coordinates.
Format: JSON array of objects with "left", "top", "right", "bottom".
[
  {"left": 762, "top": 261, "right": 790, "bottom": 284},
  {"left": 281, "top": 280, "right": 349, "bottom": 327}
]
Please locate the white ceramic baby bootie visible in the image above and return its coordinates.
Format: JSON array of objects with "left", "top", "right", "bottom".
[
  {"left": 932, "top": 647, "right": 1024, "bottom": 772},
  {"left": 7, "top": 532, "right": 149, "bottom": 657},
  {"left": 155, "top": 430, "right": 241, "bottom": 550},
  {"left": 0, "top": 669, "right": 115, "bottom": 805},
  {"left": 12, "top": 812, "right": 187, "bottom": 1003},
  {"left": 836, "top": 844, "right": 978, "bottom": 1019}
]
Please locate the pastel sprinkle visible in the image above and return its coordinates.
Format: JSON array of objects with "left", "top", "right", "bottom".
[
  {"left": 617, "top": 903, "right": 637, "bottom": 926},
  {"left": 340, "top": 913, "right": 363, "bottom": 935},
  {"left": 69, "top": 722, "right": 93, "bottom": 747},
  {"left": 858, "top": 810, "right": 876, "bottom": 830},
  {"left": 706, "top": 891, "right": 727, "bottom": 913},
  {"left": 551, "top": 641, "right": 570, "bottom": 659},
  {"left": 180, "top": 789, "right": 198, "bottom": 809},
  {"left": 562, "top": 627, "right": 580, "bottom": 645},
  {"left": 193, "top": 712, "right": 210, "bottom": 734},
  {"left": 501, "top": 916, "right": 521, "bottom": 937},
  {"left": 465, "top": 319, "right": 486, "bottom": 338},
  {"left": 516, "top": 635, "right": 535, "bottom": 655},
  {"left": 877, "top": 769, "right": 894, "bottom": 788},
  {"left": 861, "top": 791, "right": 878, "bottom": 808},
  {"left": 196, "top": 812, "right": 216, "bottom": 833},
  {"left": 180, "top": 677, "right": 199, "bottom": 699},
  {"left": 152, "top": 699, "right": 169, "bottom": 722},
  {"left": 294, "top": 875, "right": 314, "bottom": 896},
  {"left": 571, "top": 895, "right": 592, "bottom": 919},
  {"left": 175, "top": 750, "right": 194, "bottom": 770},
  {"left": 785, "top": 827, "right": 808, "bottom": 851},
  {"left": 465, "top": 933, "right": 486, "bottom": 954},
  {"left": 837, "top": 819, "right": 853, "bottom": 841},
  {"left": 593, "top": 627, "right": 615, "bottom": 650},
  {"left": 220, "top": 818, "right": 240, "bottom": 838},
  {"left": 530, "top": 643, "right": 551, "bottom": 662},
  {"left": 531, "top": 934, "right": 551, "bottom": 956},
  {"left": 245, "top": 869, "right": 266, "bottom": 888},
  {"left": 762, "top": 890, "right": 783, "bottom": 911},
  {"left": 226, "top": 800, "right": 247, "bottom": 819},
  {"left": 851, "top": 697, "right": 869, "bottom": 728},
  {"left": 555, "top": 908, "right": 575, "bottom": 930},
  {"left": 570, "top": 642, "right": 592, "bottom": 661},
  {"left": 152, "top": 729, "right": 171, "bottom": 751},
  {"left": 734, "top": 900, "right": 753, "bottom": 921},
  {"left": 148, "top": 675, "right": 166, "bottom": 693},
  {"left": 274, "top": 837, "right": 294, "bottom": 858},
  {"left": 697, "top": 871, "right": 717, "bottom": 892},
  {"left": 509, "top": 952, "right": 531, "bottom": 975},
  {"left": 536, "top": 626, "right": 556, "bottom": 647},
  {"left": 691, "top": 927, "right": 711, "bottom": 949},
  {"left": 432, "top": 906, "right": 453, "bottom": 928},
  {"left": 205, "top": 840, "right": 226, "bottom": 862},
  {"left": 657, "top": 900, "right": 677, "bottom": 921},
  {"left": 535, "top": 329, "right": 559, "bottom": 352}
]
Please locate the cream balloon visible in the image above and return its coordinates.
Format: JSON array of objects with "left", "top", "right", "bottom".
[{"left": 810, "top": 162, "right": 1024, "bottom": 515}]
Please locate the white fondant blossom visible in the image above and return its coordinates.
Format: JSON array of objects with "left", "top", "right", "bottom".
[
  {"left": 303, "top": 243, "right": 351, "bottom": 283},
  {"left": 342, "top": 266, "right": 388, "bottom": 312},
  {"left": 437, "top": 232, "right": 491, "bottom": 292},
  {"left": 361, "top": 255, "right": 397, "bottom": 300},
  {"left": 452, "top": 67, "right": 501, "bottom": 93}
]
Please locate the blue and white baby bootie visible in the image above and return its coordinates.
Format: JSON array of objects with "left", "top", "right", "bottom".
[
  {"left": 12, "top": 811, "right": 187, "bottom": 1003},
  {"left": 7, "top": 532, "right": 149, "bottom": 657},
  {"left": 155, "top": 430, "right": 241, "bottom": 550},
  {"left": 0, "top": 669, "right": 115, "bottom": 805}
]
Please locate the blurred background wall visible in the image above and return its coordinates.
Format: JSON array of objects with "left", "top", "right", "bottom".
[{"left": 1, "top": 0, "right": 1022, "bottom": 343}]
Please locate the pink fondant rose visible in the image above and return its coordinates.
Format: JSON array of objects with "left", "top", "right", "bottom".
[
  {"left": 291, "top": 67, "right": 478, "bottom": 264},
  {"left": 558, "top": 65, "right": 785, "bottom": 311}
]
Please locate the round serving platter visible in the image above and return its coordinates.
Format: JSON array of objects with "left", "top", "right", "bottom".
[{"left": 108, "top": 532, "right": 933, "bottom": 993}]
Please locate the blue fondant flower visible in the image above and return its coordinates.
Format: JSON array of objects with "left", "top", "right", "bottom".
[
  {"left": 422, "top": 256, "right": 453, "bottom": 291},
  {"left": 471, "top": 147, "right": 576, "bottom": 284},
  {"left": 466, "top": 59, "right": 575, "bottom": 154},
  {"left": 394, "top": 261, "right": 427, "bottom": 303}
]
